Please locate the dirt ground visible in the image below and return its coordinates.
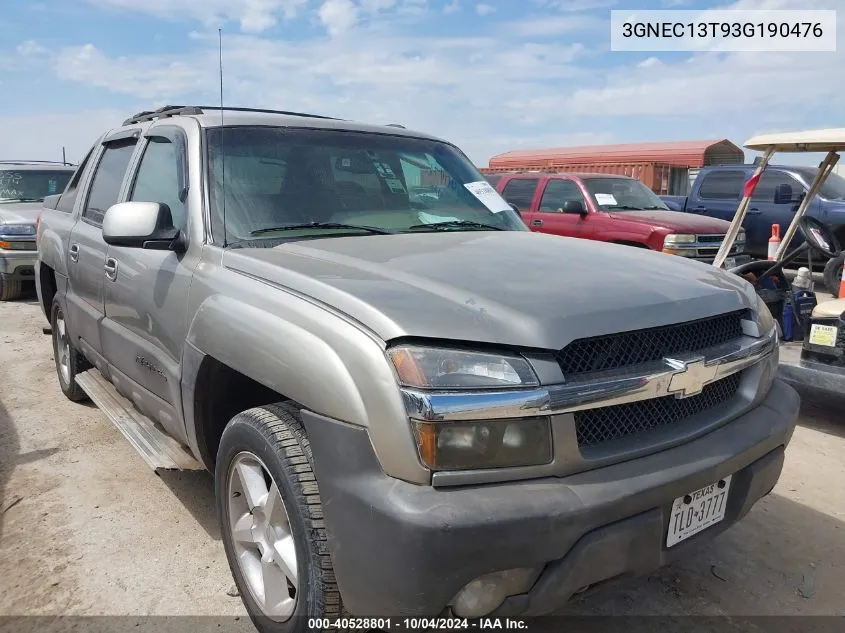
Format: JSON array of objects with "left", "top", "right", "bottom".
[{"left": 1, "top": 290, "right": 843, "bottom": 627}]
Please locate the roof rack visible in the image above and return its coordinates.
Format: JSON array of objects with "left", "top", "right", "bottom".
[
  {"left": 0, "top": 160, "right": 75, "bottom": 166},
  {"left": 122, "top": 104, "right": 342, "bottom": 126}
]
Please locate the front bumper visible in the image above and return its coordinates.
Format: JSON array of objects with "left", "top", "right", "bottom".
[
  {"left": 302, "top": 380, "right": 799, "bottom": 617},
  {"left": 0, "top": 249, "right": 38, "bottom": 278}
]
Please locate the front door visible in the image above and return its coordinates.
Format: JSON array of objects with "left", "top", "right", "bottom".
[
  {"left": 747, "top": 170, "right": 810, "bottom": 257},
  {"left": 101, "top": 127, "right": 197, "bottom": 443},
  {"left": 65, "top": 138, "right": 138, "bottom": 354}
]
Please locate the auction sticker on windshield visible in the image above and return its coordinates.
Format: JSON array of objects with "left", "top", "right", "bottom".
[
  {"left": 464, "top": 181, "right": 511, "bottom": 213},
  {"left": 809, "top": 324, "right": 838, "bottom": 347},
  {"left": 666, "top": 475, "right": 731, "bottom": 547},
  {"left": 595, "top": 193, "right": 617, "bottom": 206}
]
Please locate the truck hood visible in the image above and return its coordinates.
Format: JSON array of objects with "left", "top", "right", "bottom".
[
  {"left": 608, "top": 210, "right": 731, "bottom": 234},
  {"left": 223, "top": 231, "right": 757, "bottom": 350},
  {"left": 0, "top": 201, "right": 41, "bottom": 224}
]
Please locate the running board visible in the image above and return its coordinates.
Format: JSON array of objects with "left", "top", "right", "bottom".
[{"left": 75, "top": 369, "right": 204, "bottom": 472}]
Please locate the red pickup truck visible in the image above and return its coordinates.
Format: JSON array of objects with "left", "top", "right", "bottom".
[{"left": 485, "top": 172, "right": 750, "bottom": 267}]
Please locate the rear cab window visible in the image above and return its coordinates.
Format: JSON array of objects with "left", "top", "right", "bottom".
[
  {"left": 82, "top": 138, "right": 139, "bottom": 226},
  {"left": 500, "top": 177, "right": 540, "bottom": 211},
  {"left": 698, "top": 171, "right": 745, "bottom": 200}
]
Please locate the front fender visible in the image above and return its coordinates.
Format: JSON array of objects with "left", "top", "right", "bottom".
[{"left": 184, "top": 292, "right": 430, "bottom": 484}]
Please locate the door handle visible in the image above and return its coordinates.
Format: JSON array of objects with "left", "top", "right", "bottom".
[
  {"left": 531, "top": 219, "right": 543, "bottom": 227},
  {"left": 692, "top": 206, "right": 708, "bottom": 213},
  {"left": 104, "top": 258, "right": 118, "bottom": 281},
  {"left": 68, "top": 244, "right": 79, "bottom": 263},
  {"left": 747, "top": 208, "right": 762, "bottom": 215}
]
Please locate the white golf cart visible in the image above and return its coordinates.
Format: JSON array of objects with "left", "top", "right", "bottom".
[{"left": 712, "top": 128, "right": 845, "bottom": 397}]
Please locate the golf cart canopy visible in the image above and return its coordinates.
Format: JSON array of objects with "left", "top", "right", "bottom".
[
  {"left": 713, "top": 127, "right": 844, "bottom": 267},
  {"left": 744, "top": 128, "right": 845, "bottom": 153}
]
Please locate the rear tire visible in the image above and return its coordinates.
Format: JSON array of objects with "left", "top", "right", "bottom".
[
  {"left": 51, "top": 297, "right": 91, "bottom": 402},
  {"left": 0, "top": 273, "right": 22, "bottom": 301},
  {"left": 215, "top": 402, "right": 343, "bottom": 633},
  {"left": 823, "top": 254, "right": 844, "bottom": 298}
]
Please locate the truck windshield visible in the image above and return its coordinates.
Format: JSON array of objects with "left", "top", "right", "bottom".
[
  {"left": 204, "top": 126, "right": 527, "bottom": 244},
  {"left": 583, "top": 177, "right": 670, "bottom": 211},
  {"left": 0, "top": 169, "right": 72, "bottom": 203}
]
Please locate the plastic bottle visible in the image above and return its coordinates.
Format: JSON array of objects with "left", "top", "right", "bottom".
[
  {"left": 767, "top": 224, "right": 781, "bottom": 261},
  {"left": 792, "top": 267, "right": 813, "bottom": 291},
  {"left": 782, "top": 301, "right": 794, "bottom": 341}
]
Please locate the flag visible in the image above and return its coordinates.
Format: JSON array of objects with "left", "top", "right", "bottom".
[{"left": 743, "top": 172, "right": 761, "bottom": 198}]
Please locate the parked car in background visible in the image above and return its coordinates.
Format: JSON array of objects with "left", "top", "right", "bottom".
[
  {"left": 0, "top": 160, "right": 75, "bottom": 300},
  {"left": 660, "top": 164, "right": 845, "bottom": 295},
  {"left": 485, "top": 172, "right": 749, "bottom": 267}
]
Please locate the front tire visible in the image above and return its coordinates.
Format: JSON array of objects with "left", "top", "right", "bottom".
[
  {"left": 51, "top": 297, "right": 90, "bottom": 401},
  {"left": 823, "top": 253, "right": 844, "bottom": 298},
  {"left": 215, "top": 403, "right": 342, "bottom": 633},
  {"left": 0, "top": 273, "right": 22, "bottom": 301}
]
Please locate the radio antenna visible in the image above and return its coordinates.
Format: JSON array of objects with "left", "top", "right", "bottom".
[{"left": 218, "top": 27, "right": 228, "bottom": 247}]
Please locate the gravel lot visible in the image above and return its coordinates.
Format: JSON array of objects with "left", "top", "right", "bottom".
[{"left": 1, "top": 290, "right": 843, "bottom": 628}]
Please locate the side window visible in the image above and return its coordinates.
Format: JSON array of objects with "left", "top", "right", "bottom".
[
  {"left": 539, "top": 179, "right": 585, "bottom": 211},
  {"left": 698, "top": 171, "right": 744, "bottom": 200},
  {"left": 129, "top": 137, "right": 187, "bottom": 229},
  {"left": 82, "top": 139, "right": 138, "bottom": 226},
  {"left": 56, "top": 145, "right": 96, "bottom": 213},
  {"left": 751, "top": 171, "right": 805, "bottom": 204},
  {"left": 484, "top": 174, "right": 502, "bottom": 188},
  {"left": 501, "top": 178, "right": 539, "bottom": 209}
]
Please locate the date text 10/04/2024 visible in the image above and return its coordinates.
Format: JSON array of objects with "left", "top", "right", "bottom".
[{"left": 307, "top": 618, "right": 529, "bottom": 630}]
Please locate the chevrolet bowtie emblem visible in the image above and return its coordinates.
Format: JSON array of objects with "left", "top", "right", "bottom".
[{"left": 665, "top": 357, "right": 719, "bottom": 398}]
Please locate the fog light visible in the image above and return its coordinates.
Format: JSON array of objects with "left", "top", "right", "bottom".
[{"left": 451, "top": 568, "right": 540, "bottom": 618}]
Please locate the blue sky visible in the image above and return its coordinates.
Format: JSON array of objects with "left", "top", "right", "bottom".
[{"left": 1, "top": 0, "right": 841, "bottom": 167}]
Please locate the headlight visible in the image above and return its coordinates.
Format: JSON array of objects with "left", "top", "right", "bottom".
[
  {"left": 663, "top": 233, "right": 695, "bottom": 245},
  {"left": 0, "top": 223, "right": 36, "bottom": 236},
  {"left": 388, "top": 345, "right": 539, "bottom": 389},
  {"left": 414, "top": 417, "right": 553, "bottom": 470}
]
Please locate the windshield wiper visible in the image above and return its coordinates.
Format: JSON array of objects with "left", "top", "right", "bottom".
[
  {"left": 250, "top": 222, "right": 395, "bottom": 236},
  {"left": 0, "top": 197, "right": 42, "bottom": 203},
  {"left": 604, "top": 205, "right": 647, "bottom": 210},
  {"left": 406, "top": 220, "right": 504, "bottom": 231}
]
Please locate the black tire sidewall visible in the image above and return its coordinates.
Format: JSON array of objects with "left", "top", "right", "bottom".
[
  {"left": 823, "top": 254, "right": 844, "bottom": 298},
  {"left": 50, "top": 298, "right": 73, "bottom": 393},
  {"left": 215, "top": 415, "right": 324, "bottom": 633}
]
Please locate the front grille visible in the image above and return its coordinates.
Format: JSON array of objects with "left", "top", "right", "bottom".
[
  {"left": 696, "top": 234, "right": 724, "bottom": 243},
  {"left": 574, "top": 372, "right": 742, "bottom": 448},
  {"left": 557, "top": 310, "right": 746, "bottom": 376}
]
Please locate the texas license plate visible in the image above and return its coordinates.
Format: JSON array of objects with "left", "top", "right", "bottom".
[
  {"left": 666, "top": 475, "right": 732, "bottom": 548},
  {"left": 809, "top": 324, "right": 838, "bottom": 347},
  {"left": 725, "top": 257, "right": 736, "bottom": 269}
]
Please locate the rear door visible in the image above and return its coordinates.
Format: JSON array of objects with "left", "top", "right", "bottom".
[
  {"left": 101, "top": 126, "right": 197, "bottom": 443},
  {"left": 747, "top": 170, "right": 810, "bottom": 256},
  {"left": 531, "top": 178, "right": 590, "bottom": 237},
  {"left": 499, "top": 176, "right": 540, "bottom": 227},
  {"left": 65, "top": 134, "right": 139, "bottom": 354}
]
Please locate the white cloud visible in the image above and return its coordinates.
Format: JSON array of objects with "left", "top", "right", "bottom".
[
  {"left": 85, "top": 0, "right": 308, "bottom": 32},
  {"left": 508, "top": 14, "right": 603, "bottom": 37},
  {"left": 539, "top": 0, "right": 617, "bottom": 11},
  {"left": 443, "top": 0, "right": 459, "bottom": 13},
  {"left": 16, "top": 40, "right": 49, "bottom": 56},
  {"left": 475, "top": 3, "right": 495, "bottom": 15},
  {"left": 5, "top": 0, "right": 842, "bottom": 167},
  {"left": 319, "top": 0, "right": 359, "bottom": 35},
  {"left": 0, "top": 109, "right": 127, "bottom": 163}
]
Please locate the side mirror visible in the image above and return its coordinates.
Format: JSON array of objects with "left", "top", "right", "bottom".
[
  {"left": 102, "top": 201, "right": 185, "bottom": 252},
  {"left": 562, "top": 200, "right": 586, "bottom": 215},
  {"left": 509, "top": 203, "right": 522, "bottom": 217},
  {"left": 773, "top": 183, "right": 793, "bottom": 205}
]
